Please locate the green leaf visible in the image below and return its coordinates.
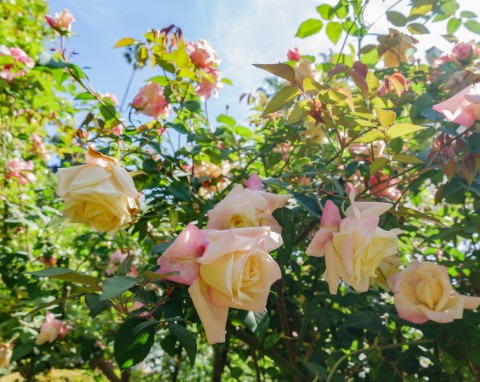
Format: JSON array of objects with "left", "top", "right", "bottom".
[
  {"left": 316, "top": 4, "right": 333, "bottom": 20},
  {"left": 234, "top": 126, "right": 253, "bottom": 139},
  {"left": 116, "top": 254, "right": 132, "bottom": 277},
  {"left": 132, "top": 320, "right": 159, "bottom": 337},
  {"left": 295, "top": 19, "right": 324, "bottom": 38},
  {"left": 151, "top": 241, "right": 173, "bottom": 255},
  {"left": 386, "top": 11, "right": 407, "bottom": 27},
  {"left": 113, "top": 37, "right": 136, "bottom": 48},
  {"left": 370, "top": 157, "right": 389, "bottom": 175},
  {"left": 156, "top": 59, "right": 175, "bottom": 73},
  {"left": 0, "top": 56, "right": 15, "bottom": 65},
  {"left": 74, "top": 92, "right": 96, "bottom": 101},
  {"left": 354, "top": 129, "right": 384, "bottom": 143},
  {"left": 166, "top": 122, "right": 189, "bottom": 134},
  {"left": 217, "top": 114, "right": 236, "bottom": 126},
  {"left": 168, "top": 323, "right": 197, "bottom": 366},
  {"left": 143, "top": 270, "right": 179, "bottom": 280},
  {"left": 272, "top": 208, "right": 295, "bottom": 251},
  {"left": 465, "top": 20, "right": 480, "bottom": 34},
  {"left": 28, "top": 267, "right": 101, "bottom": 288},
  {"left": 252, "top": 63, "right": 296, "bottom": 84},
  {"left": 85, "top": 293, "right": 112, "bottom": 318},
  {"left": 114, "top": 318, "right": 156, "bottom": 370},
  {"left": 11, "top": 343, "right": 34, "bottom": 362},
  {"left": 392, "top": 154, "right": 424, "bottom": 164},
  {"left": 25, "top": 295, "right": 79, "bottom": 317},
  {"left": 287, "top": 100, "right": 313, "bottom": 124},
  {"left": 326, "top": 22, "right": 343, "bottom": 44},
  {"left": 242, "top": 310, "right": 270, "bottom": 340},
  {"left": 461, "top": 10, "right": 477, "bottom": 18},
  {"left": 387, "top": 123, "right": 426, "bottom": 139},
  {"left": 407, "top": 23, "right": 430, "bottom": 35},
  {"left": 100, "top": 276, "right": 136, "bottom": 301},
  {"left": 262, "top": 86, "right": 300, "bottom": 116},
  {"left": 447, "top": 18, "right": 461, "bottom": 34},
  {"left": 168, "top": 181, "right": 191, "bottom": 202}
]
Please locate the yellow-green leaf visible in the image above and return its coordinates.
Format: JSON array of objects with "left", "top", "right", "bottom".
[
  {"left": 114, "top": 37, "right": 136, "bottom": 48},
  {"left": 326, "top": 22, "right": 343, "bottom": 44},
  {"left": 262, "top": 86, "right": 300, "bottom": 116},
  {"left": 375, "top": 106, "right": 396, "bottom": 127},
  {"left": 387, "top": 123, "right": 426, "bottom": 139},
  {"left": 303, "top": 77, "right": 325, "bottom": 91},
  {"left": 295, "top": 19, "right": 324, "bottom": 38},
  {"left": 370, "top": 157, "right": 389, "bottom": 175},
  {"left": 354, "top": 129, "right": 385, "bottom": 143},
  {"left": 392, "top": 154, "right": 424, "bottom": 164},
  {"left": 253, "top": 63, "right": 296, "bottom": 84},
  {"left": 407, "top": 23, "right": 430, "bottom": 35},
  {"left": 287, "top": 100, "right": 313, "bottom": 124}
]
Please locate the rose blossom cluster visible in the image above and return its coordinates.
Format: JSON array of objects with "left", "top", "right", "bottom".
[
  {"left": 56, "top": 147, "right": 139, "bottom": 233},
  {"left": 45, "top": 8, "right": 75, "bottom": 33},
  {"left": 6, "top": 158, "right": 36, "bottom": 184},
  {"left": 193, "top": 160, "right": 231, "bottom": 198},
  {"left": 31, "top": 134, "right": 51, "bottom": 161},
  {"left": 36, "top": 312, "right": 70, "bottom": 345},
  {"left": 187, "top": 39, "right": 222, "bottom": 100},
  {"left": 156, "top": 178, "right": 290, "bottom": 343},
  {"left": 0, "top": 46, "right": 34, "bottom": 83}
]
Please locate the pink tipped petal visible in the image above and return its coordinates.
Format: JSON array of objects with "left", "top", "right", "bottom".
[
  {"left": 324, "top": 242, "right": 341, "bottom": 294},
  {"left": 463, "top": 295, "right": 480, "bottom": 310},
  {"left": 244, "top": 173, "right": 263, "bottom": 191},
  {"left": 157, "top": 223, "right": 206, "bottom": 285},
  {"left": 432, "top": 85, "right": 477, "bottom": 127},
  {"left": 306, "top": 228, "right": 333, "bottom": 257},
  {"left": 188, "top": 278, "right": 229, "bottom": 344},
  {"left": 111, "top": 166, "right": 138, "bottom": 198},
  {"left": 321, "top": 201, "right": 341, "bottom": 230}
]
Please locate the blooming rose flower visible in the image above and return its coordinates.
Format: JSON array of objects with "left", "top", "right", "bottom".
[
  {"left": 187, "top": 39, "right": 220, "bottom": 69},
  {"left": 0, "top": 342, "right": 13, "bottom": 368},
  {"left": 56, "top": 147, "right": 139, "bottom": 233},
  {"left": 206, "top": 185, "right": 291, "bottom": 234},
  {"left": 433, "top": 84, "right": 480, "bottom": 127},
  {"left": 306, "top": 193, "right": 401, "bottom": 294},
  {"left": 370, "top": 172, "right": 401, "bottom": 202},
  {"left": 157, "top": 224, "right": 283, "bottom": 343},
  {"left": 193, "top": 160, "right": 231, "bottom": 198},
  {"left": 287, "top": 47, "right": 302, "bottom": 61},
  {"left": 45, "top": 8, "right": 75, "bottom": 32},
  {"left": 36, "top": 312, "right": 70, "bottom": 345},
  {"left": 348, "top": 140, "right": 386, "bottom": 162},
  {"left": 388, "top": 260, "right": 480, "bottom": 324},
  {"left": 243, "top": 173, "right": 263, "bottom": 191},
  {"left": 452, "top": 41, "right": 480, "bottom": 61},
  {"left": 111, "top": 124, "right": 123, "bottom": 136},
  {"left": 0, "top": 46, "right": 34, "bottom": 82},
  {"left": 106, "top": 250, "right": 138, "bottom": 276},
  {"left": 196, "top": 67, "right": 222, "bottom": 100},
  {"left": 31, "top": 134, "right": 51, "bottom": 161},
  {"left": 378, "top": 29, "right": 418, "bottom": 67},
  {"left": 131, "top": 82, "right": 170, "bottom": 119},
  {"left": 6, "top": 158, "right": 36, "bottom": 184}
]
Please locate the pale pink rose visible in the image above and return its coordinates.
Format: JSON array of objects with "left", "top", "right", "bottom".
[
  {"left": 157, "top": 224, "right": 283, "bottom": 343},
  {"left": 206, "top": 185, "right": 291, "bottom": 234},
  {"left": 36, "top": 312, "right": 70, "bottom": 345},
  {"left": 306, "top": 193, "right": 401, "bottom": 294},
  {"left": 0, "top": 342, "right": 13, "bottom": 368},
  {"left": 370, "top": 173, "right": 401, "bottom": 201},
  {"left": 243, "top": 174, "right": 263, "bottom": 191},
  {"left": 112, "top": 124, "right": 123, "bottom": 136},
  {"left": 287, "top": 47, "right": 302, "bottom": 61},
  {"left": 196, "top": 67, "right": 222, "bottom": 100},
  {"left": 0, "top": 46, "right": 34, "bottom": 82},
  {"left": 388, "top": 260, "right": 480, "bottom": 324},
  {"left": 102, "top": 92, "right": 118, "bottom": 106},
  {"left": 194, "top": 161, "right": 230, "bottom": 179},
  {"left": 433, "top": 84, "right": 480, "bottom": 127},
  {"left": 31, "top": 134, "right": 51, "bottom": 161},
  {"left": 6, "top": 158, "right": 36, "bottom": 184},
  {"left": 56, "top": 147, "right": 139, "bottom": 233},
  {"left": 294, "top": 58, "right": 317, "bottom": 88},
  {"left": 432, "top": 54, "right": 453, "bottom": 69},
  {"left": 187, "top": 39, "right": 220, "bottom": 69},
  {"left": 106, "top": 250, "right": 127, "bottom": 276},
  {"left": 131, "top": 82, "right": 170, "bottom": 119},
  {"left": 45, "top": 8, "right": 75, "bottom": 32},
  {"left": 452, "top": 41, "right": 480, "bottom": 61}
]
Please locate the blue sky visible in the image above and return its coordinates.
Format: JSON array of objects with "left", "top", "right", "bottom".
[{"left": 46, "top": 0, "right": 480, "bottom": 124}]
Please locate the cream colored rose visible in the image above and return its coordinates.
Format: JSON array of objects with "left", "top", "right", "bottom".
[
  {"left": 36, "top": 312, "right": 69, "bottom": 346},
  {"left": 0, "top": 342, "right": 13, "bottom": 368},
  {"left": 206, "top": 185, "right": 291, "bottom": 234},
  {"left": 388, "top": 260, "right": 480, "bottom": 324},
  {"left": 56, "top": 147, "right": 139, "bottom": 233},
  {"left": 306, "top": 193, "right": 401, "bottom": 294}
]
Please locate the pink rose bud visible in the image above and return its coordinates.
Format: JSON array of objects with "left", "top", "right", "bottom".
[
  {"left": 287, "top": 47, "right": 302, "bottom": 61},
  {"left": 46, "top": 8, "right": 75, "bottom": 32},
  {"left": 243, "top": 173, "right": 263, "bottom": 191},
  {"left": 131, "top": 82, "right": 170, "bottom": 119},
  {"left": 6, "top": 158, "right": 36, "bottom": 184},
  {"left": 433, "top": 84, "right": 480, "bottom": 127},
  {"left": 388, "top": 260, "right": 480, "bottom": 324},
  {"left": 36, "top": 312, "right": 70, "bottom": 345},
  {"left": 187, "top": 39, "right": 220, "bottom": 69}
]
